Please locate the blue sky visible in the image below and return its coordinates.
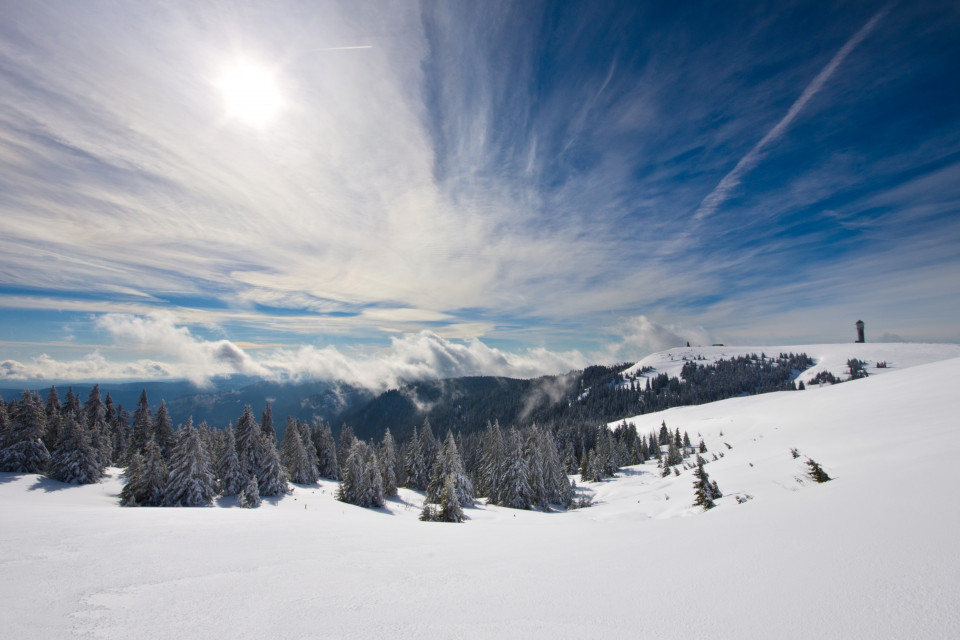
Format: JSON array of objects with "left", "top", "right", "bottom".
[{"left": 1, "top": 1, "right": 958, "bottom": 387}]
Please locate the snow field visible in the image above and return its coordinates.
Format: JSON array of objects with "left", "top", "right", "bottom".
[{"left": 2, "top": 347, "right": 959, "bottom": 638}]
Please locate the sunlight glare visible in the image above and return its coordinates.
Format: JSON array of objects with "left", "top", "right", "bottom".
[{"left": 218, "top": 62, "right": 282, "bottom": 127}]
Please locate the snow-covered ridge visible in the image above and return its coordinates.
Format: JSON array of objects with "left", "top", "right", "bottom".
[{"left": 623, "top": 341, "right": 960, "bottom": 386}]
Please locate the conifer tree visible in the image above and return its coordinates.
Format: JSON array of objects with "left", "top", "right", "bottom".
[
  {"left": 299, "top": 420, "right": 320, "bottom": 481},
  {"left": 426, "top": 430, "right": 473, "bottom": 506},
  {"left": 562, "top": 440, "right": 578, "bottom": 474},
  {"left": 238, "top": 475, "right": 261, "bottom": 508},
  {"left": 337, "top": 424, "right": 356, "bottom": 472},
  {"left": 420, "top": 418, "right": 438, "bottom": 471},
  {"left": 281, "top": 418, "right": 317, "bottom": 484},
  {"left": 692, "top": 455, "right": 716, "bottom": 511},
  {"left": 124, "top": 389, "right": 153, "bottom": 463},
  {"left": 217, "top": 427, "right": 243, "bottom": 496},
  {"left": 403, "top": 426, "right": 428, "bottom": 490},
  {"left": 0, "top": 390, "right": 50, "bottom": 474},
  {"left": 438, "top": 473, "right": 464, "bottom": 522},
  {"left": 806, "top": 458, "right": 831, "bottom": 483},
  {"left": 312, "top": 421, "right": 339, "bottom": 480},
  {"left": 338, "top": 440, "right": 375, "bottom": 506},
  {"left": 153, "top": 400, "right": 175, "bottom": 460},
  {"left": 363, "top": 449, "right": 385, "bottom": 508},
  {"left": 260, "top": 403, "right": 275, "bottom": 440},
  {"left": 235, "top": 405, "right": 265, "bottom": 480},
  {"left": 498, "top": 429, "right": 531, "bottom": 510},
  {"left": 256, "top": 435, "right": 289, "bottom": 497},
  {"left": 49, "top": 413, "right": 101, "bottom": 485},
  {"left": 121, "top": 438, "right": 167, "bottom": 506},
  {"left": 524, "top": 427, "right": 549, "bottom": 510},
  {"left": 165, "top": 419, "right": 216, "bottom": 507},
  {"left": 43, "top": 385, "right": 62, "bottom": 452},
  {"left": 380, "top": 429, "right": 399, "bottom": 497},
  {"left": 477, "top": 421, "right": 506, "bottom": 502}
]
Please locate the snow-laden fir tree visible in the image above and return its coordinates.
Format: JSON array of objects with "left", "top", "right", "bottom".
[
  {"left": 48, "top": 412, "right": 101, "bottom": 485},
  {"left": 298, "top": 420, "right": 320, "bottom": 480},
  {"left": 216, "top": 426, "right": 244, "bottom": 497},
  {"left": 337, "top": 424, "right": 356, "bottom": 472},
  {"left": 281, "top": 417, "right": 318, "bottom": 484},
  {"left": 123, "top": 389, "right": 153, "bottom": 464},
  {"left": 120, "top": 438, "right": 167, "bottom": 507},
  {"left": 524, "top": 427, "right": 548, "bottom": 509},
  {"left": 0, "top": 390, "right": 50, "bottom": 474},
  {"left": 337, "top": 440, "right": 382, "bottom": 507},
  {"left": 692, "top": 455, "right": 718, "bottom": 511},
  {"left": 42, "top": 385, "right": 62, "bottom": 452},
  {"left": 379, "top": 429, "right": 399, "bottom": 497},
  {"left": 421, "top": 473, "right": 464, "bottom": 523},
  {"left": 311, "top": 421, "right": 339, "bottom": 480},
  {"left": 497, "top": 429, "right": 532, "bottom": 510},
  {"left": 806, "top": 458, "right": 831, "bottom": 483},
  {"left": 256, "top": 432, "right": 289, "bottom": 497},
  {"left": 420, "top": 418, "right": 438, "bottom": 471},
  {"left": 260, "top": 402, "right": 275, "bottom": 440},
  {"left": 403, "top": 426, "right": 428, "bottom": 490},
  {"left": 153, "top": 400, "right": 175, "bottom": 461},
  {"left": 476, "top": 420, "right": 506, "bottom": 502},
  {"left": 538, "top": 428, "right": 573, "bottom": 508},
  {"left": 238, "top": 475, "right": 261, "bottom": 508},
  {"left": 363, "top": 449, "right": 385, "bottom": 508},
  {"left": 426, "top": 430, "right": 473, "bottom": 506},
  {"left": 235, "top": 405, "right": 265, "bottom": 481},
  {"left": 562, "top": 440, "right": 578, "bottom": 475},
  {"left": 165, "top": 419, "right": 216, "bottom": 507}
]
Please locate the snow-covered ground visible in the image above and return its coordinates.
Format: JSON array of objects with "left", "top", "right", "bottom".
[
  {"left": 3, "top": 344, "right": 959, "bottom": 638},
  {"left": 623, "top": 341, "right": 960, "bottom": 386}
]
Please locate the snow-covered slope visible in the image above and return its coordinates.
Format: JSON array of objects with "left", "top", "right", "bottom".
[
  {"left": 2, "top": 351, "right": 960, "bottom": 638},
  {"left": 624, "top": 341, "right": 960, "bottom": 386}
]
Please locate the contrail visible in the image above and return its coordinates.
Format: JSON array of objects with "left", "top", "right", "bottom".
[
  {"left": 692, "top": 6, "right": 890, "bottom": 222},
  {"left": 318, "top": 45, "right": 373, "bottom": 51}
]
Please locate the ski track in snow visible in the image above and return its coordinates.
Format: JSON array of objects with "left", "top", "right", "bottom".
[{"left": 2, "top": 343, "right": 960, "bottom": 639}]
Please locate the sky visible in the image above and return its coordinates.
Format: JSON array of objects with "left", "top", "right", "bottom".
[{"left": 1, "top": 0, "right": 959, "bottom": 388}]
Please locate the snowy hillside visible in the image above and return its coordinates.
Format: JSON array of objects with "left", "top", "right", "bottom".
[
  {"left": 3, "top": 349, "right": 960, "bottom": 638},
  {"left": 624, "top": 341, "right": 960, "bottom": 386}
]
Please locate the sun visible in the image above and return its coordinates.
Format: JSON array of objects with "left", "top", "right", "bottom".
[{"left": 218, "top": 62, "right": 283, "bottom": 127}]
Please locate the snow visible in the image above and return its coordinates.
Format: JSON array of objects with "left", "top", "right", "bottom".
[
  {"left": 3, "top": 345, "right": 960, "bottom": 638},
  {"left": 623, "top": 341, "right": 960, "bottom": 386}
]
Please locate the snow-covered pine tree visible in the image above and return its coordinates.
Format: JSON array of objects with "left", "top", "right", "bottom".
[
  {"left": 562, "top": 440, "right": 578, "bottom": 475},
  {"left": 380, "top": 429, "right": 399, "bottom": 497},
  {"left": 153, "top": 400, "right": 175, "bottom": 461},
  {"left": 123, "top": 389, "right": 153, "bottom": 464},
  {"left": 420, "top": 418, "right": 438, "bottom": 471},
  {"left": 216, "top": 426, "right": 243, "bottom": 497},
  {"left": 337, "top": 440, "right": 369, "bottom": 506},
  {"left": 49, "top": 412, "right": 101, "bottom": 485},
  {"left": 806, "top": 458, "right": 831, "bottom": 483},
  {"left": 257, "top": 433, "right": 289, "bottom": 497},
  {"left": 312, "top": 421, "right": 339, "bottom": 480},
  {"left": 337, "top": 424, "right": 356, "bottom": 472},
  {"left": 260, "top": 403, "right": 275, "bottom": 440},
  {"left": 42, "top": 385, "right": 62, "bottom": 452},
  {"left": 238, "top": 475, "right": 261, "bottom": 508},
  {"left": 363, "top": 449, "right": 385, "bottom": 508},
  {"left": 165, "top": 419, "right": 216, "bottom": 507},
  {"left": 498, "top": 429, "right": 532, "bottom": 510},
  {"left": 403, "top": 426, "right": 428, "bottom": 490},
  {"left": 121, "top": 438, "right": 167, "bottom": 507},
  {"left": 477, "top": 420, "right": 506, "bottom": 502},
  {"left": 438, "top": 473, "right": 464, "bottom": 522},
  {"left": 281, "top": 418, "right": 317, "bottom": 484},
  {"left": 539, "top": 429, "right": 572, "bottom": 508},
  {"left": 524, "top": 427, "right": 549, "bottom": 510},
  {"left": 298, "top": 420, "right": 320, "bottom": 482},
  {"left": 0, "top": 390, "right": 50, "bottom": 474},
  {"left": 426, "top": 430, "right": 473, "bottom": 506},
  {"left": 692, "top": 455, "right": 716, "bottom": 511},
  {"left": 235, "top": 405, "right": 265, "bottom": 481}
]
